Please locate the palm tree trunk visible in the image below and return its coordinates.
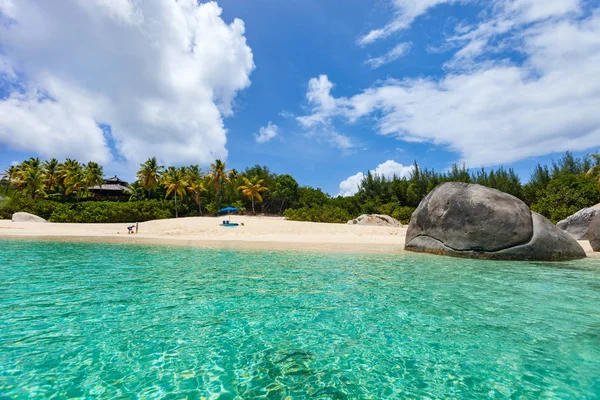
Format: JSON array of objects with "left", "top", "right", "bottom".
[
  {"left": 174, "top": 191, "right": 178, "bottom": 218},
  {"left": 279, "top": 199, "right": 285, "bottom": 214},
  {"left": 252, "top": 196, "right": 255, "bottom": 215}
]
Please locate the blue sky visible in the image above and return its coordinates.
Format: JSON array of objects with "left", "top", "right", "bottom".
[{"left": 1, "top": 0, "right": 599, "bottom": 195}]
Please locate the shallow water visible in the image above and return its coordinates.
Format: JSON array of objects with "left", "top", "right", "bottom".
[{"left": 1, "top": 240, "right": 599, "bottom": 399}]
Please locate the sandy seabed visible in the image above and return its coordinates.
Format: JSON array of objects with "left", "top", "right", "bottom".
[{"left": 0, "top": 216, "right": 594, "bottom": 255}]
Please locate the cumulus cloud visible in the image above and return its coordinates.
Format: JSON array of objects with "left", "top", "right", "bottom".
[
  {"left": 296, "top": 75, "right": 354, "bottom": 150},
  {"left": 0, "top": 0, "right": 254, "bottom": 166},
  {"left": 303, "top": 5, "right": 600, "bottom": 167},
  {"left": 365, "top": 42, "right": 412, "bottom": 69},
  {"left": 339, "top": 160, "right": 414, "bottom": 196},
  {"left": 254, "top": 122, "right": 279, "bottom": 143},
  {"left": 339, "top": 172, "right": 365, "bottom": 197}
]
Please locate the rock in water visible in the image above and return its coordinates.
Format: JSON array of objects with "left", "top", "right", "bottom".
[
  {"left": 557, "top": 205, "right": 600, "bottom": 240},
  {"left": 405, "top": 182, "right": 586, "bottom": 261},
  {"left": 12, "top": 212, "right": 47, "bottom": 223},
  {"left": 347, "top": 214, "right": 403, "bottom": 227}
]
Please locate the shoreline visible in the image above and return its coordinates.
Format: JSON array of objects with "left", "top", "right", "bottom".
[
  {"left": 0, "top": 233, "right": 407, "bottom": 253},
  {"left": 0, "top": 216, "right": 408, "bottom": 254},
  {"left": 0, "top": 215, "right": 595, "bottom": 256}
]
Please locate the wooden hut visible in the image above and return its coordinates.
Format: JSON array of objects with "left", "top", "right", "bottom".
[{"left": 89, "top": 176, "right": 132, "bottom": 199}]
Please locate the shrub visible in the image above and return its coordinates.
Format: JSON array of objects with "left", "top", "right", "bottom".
[
  {"left": 48, "top": 200, "right": 174, "bottom": 223},
  {"left": 391, "top": 206, "right": 416, "bottom": 225},
  {"left": 530, "top": 174, "right": 600, "bottom": 223},
  {"left": 0, "top": 197, "right": 61, "bottom": 220},
  {"left": 284, "top": 205, "right": 351, "bottom": 223}
]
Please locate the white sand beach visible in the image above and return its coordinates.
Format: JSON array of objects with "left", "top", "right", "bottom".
[
  {"left": 0, "top": 216, "right": 595, "bottom": 255},
  {"left": 0, "top": 216, "right": 408, "bottom": 253}
]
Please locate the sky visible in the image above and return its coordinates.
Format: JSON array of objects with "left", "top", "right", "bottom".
[{"left": 1, "top": 0, "right": 599, "bottom": 196}]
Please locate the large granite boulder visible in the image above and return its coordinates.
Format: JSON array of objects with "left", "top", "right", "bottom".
[
  {"left": 405, "top": 182, "right": 586, "bottom": 261},
  {"left": 589, "top": 216, "right": 600, "bottom": 252},
  {"left": 12, "top": 212, "right": 47, "bottom": 223},
  {"left": 347, "top": 214, "right": 403, "bottom": 227},
  {"left": 557, "top": 205, "right": 600, "bottom": 240}
]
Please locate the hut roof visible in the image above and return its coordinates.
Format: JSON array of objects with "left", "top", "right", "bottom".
[
  {"left": 90, "top": 183, "right": 132, "bottom": 193},
  {"left": 104, "top": 175, "right": 129, "bottom": 185}
]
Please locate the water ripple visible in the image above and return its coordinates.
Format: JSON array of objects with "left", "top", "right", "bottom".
[{"left": 1, "top": 240, "right": 600, "bottom": 398}]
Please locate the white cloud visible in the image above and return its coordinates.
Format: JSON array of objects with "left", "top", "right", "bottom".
[
  {"left": 339, "top": 172, "right": 365, "bottom": 197},
  {"left": 303, "top": 7, "right": 600, "bottom": 167},
  {"left": 373, "top": 159, "right": 414, "bottom": 179},
  {"left": 325, "top": 131, "right": 354, "bottom": 150},
  {"left": 445, "top": 0, "right": 582, "bottom": 68},
  {"left": 358, "top": 0, "right": 462, "bottom": 46},
  {"left": 296, "top": 75, "right": 354, "bottom": 150},
  {"left": 254, "top": 121, "right": 279, "bottom": 143},
  {"left": 0, "top": 0, "right": 254, "bottom": 166},
  {"left": 339, "top": 160, "right": 414, "bottom": 196},
  {"left": 365, "top": 42, "right": 412, "bottom": 69}
]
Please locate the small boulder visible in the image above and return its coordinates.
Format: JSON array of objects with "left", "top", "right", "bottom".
[
  {"left": 557, "top": 205, "right": 600, "bottom": 240},
  {"left": 347, "top": 214, "right": 403, "bottom": 227},
  {"left": 12, "top": 212, "right": 47, "bottom": 223},
  {"left": 405, "top": 182, "right": 585, "bottom": 261}
]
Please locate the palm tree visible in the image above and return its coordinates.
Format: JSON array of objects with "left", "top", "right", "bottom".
[
  {"left": 83, "top": 161, "right": 104, "bottom": 197},
  {"left": 162, "top": 166, "right": 188, "bottom": 218},
  {"left": 60, "top": 160, "right": 84, "bottom": 201},
  {"left": 586, "top": 153, "right": 600, "bottom": 190},
  {"left": 137, "top": 157, "right": 163, "bottom": 198},
  {"left": 1, "top": 165, "right": 17, "bottom": 195},
  {"left": 18, "top": 160, "right": 46, "bottom": 199},
  {"left": 186, "top": 165, "right": 207, "bottom": 215},
  {"left": 238, "top": 175, "right": 268, "bottom": 215},
  {"left": 207, "top": 159, "right": 230, "bottom": 203},
  {"left": 42, "top": 158, "right": 61, "bottom": 193}
]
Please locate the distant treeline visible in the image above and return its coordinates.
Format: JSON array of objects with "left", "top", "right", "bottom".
[{"left": 2, "top": 152, "right": 600, "bottom": 224}]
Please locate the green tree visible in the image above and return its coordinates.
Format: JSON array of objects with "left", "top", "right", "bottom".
[
  {"left": 207, "top": 159, "right": 230, "bottom": 203},
  {"left": 2, "top": 165, "right": 18, "bottom": 195},
  {"left": 162, "top": 166, "right": 188, "bottom": 218},
  {"left": 137, "top": 157, "right": 163, "bottom": 198},
  {"left": 186, "top": 165, "right": 207, "bottom": 215},
  {"left": 83, "top": 161, "right": 104, "bottom": 196},
  {"left": 586, "top": 153, "right": 600, "bottom": 190},
  {"left": 531, "top": 173, "right": 600, "bottom": 223},
  {"left": 60, "top": 160, "right": 85, "bottom": 201},
  {"left": 42, "top": 158, "right": 61, "bottom": 193},
  {"left": 272, "top": 174, "right": 299, "bottom": 214},
  {"left": 18, "top": 159, "right": 46, "bottom": 199},
  {"left": 238, "top": 175, "right": 269, "bottom": 215}
]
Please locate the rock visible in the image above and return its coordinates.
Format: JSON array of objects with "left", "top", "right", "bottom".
[
  {"left": 405, "top": 182, "right": 586, "bottom": 261},
  {"left": 557, "top": 205, "right": 600, "bottom": 240},
  {"left": 12, "top": 212, "right": 47, "bottom": 223},
  {"left": 347, "top": 214, "right": 403, "bottom": 227},
  {"left": 589, "top": 216, "right": 600, "bottom": 252}
]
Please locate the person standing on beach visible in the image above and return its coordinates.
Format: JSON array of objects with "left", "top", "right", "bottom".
[{"left": 135, "top": 222, "right": 139, "bottom": 234}]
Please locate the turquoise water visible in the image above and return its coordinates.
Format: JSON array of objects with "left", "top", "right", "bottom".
[{"left": 1, "top": 241, "right": 600, "bottom": 399}]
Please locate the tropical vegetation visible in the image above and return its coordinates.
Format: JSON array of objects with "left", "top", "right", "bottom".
[{"left": 1, "top": 152, "right": 599, "bottom": 224}]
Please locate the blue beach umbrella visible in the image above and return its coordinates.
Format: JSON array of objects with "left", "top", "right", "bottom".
[
  {"left": 218, "top": 206, "right": 240, "bottom": 223},
  {"left": 218, "top": 207, "right": 240, "bottom": 214}
]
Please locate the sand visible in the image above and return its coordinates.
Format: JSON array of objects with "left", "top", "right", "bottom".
[
  {"left": 0, "top": 216, "right": 595, "bottom": 255},
  {"left": 0, "top": 216, "right": 407, "bottom": 253}
]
